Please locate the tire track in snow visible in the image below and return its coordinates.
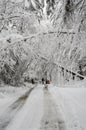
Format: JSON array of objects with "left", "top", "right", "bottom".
[
  {"left": 6, "top": 86, "right": 44, "bottom": 130},
  {"left": 10, "top": 87, "right": 34, "bottom": 110},
  {"left": 0, "top": 87, "right": 35, "bottom": 130},
  {"left": 40, "top": 88, "right": 67, "bottom": 130}
]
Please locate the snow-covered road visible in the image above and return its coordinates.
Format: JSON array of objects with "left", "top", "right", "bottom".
[
  {"left": 0, "top": 84, "right": 86, "bottom": 130},
  {"left": 40, "top": 88, "right": 67, "bottom": 130}
]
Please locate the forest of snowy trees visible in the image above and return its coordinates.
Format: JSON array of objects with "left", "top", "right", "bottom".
[{"left": 0, "top": 0, "right": 86, "bottom": 86}]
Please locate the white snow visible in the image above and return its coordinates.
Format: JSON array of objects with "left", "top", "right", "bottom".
[
  {"left": 6, "top": 85, "right": 44, "bottom": 130},
  {"left": 59, "top": 87, "right": 86, "bottom": 130},
  {"left": 0, "top": 82, "right": 86, "bottom": 130}
]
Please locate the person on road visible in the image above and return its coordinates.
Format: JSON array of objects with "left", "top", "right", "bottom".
[
  {"left": 42, "top": 78, "right": 45, "bottom": 84},
  {"left": 45, "top": 79, "right": 50, "bottom": 89}
]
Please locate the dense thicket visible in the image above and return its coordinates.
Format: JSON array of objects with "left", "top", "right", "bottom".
[{"left": 0, "top": 0, "right": 86, "bottom": 85}]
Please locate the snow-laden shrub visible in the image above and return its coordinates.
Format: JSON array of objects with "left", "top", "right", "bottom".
[
  {"left": 0, "top": 49, "right": 28, "bottom": 86},
  {"left": 78, "top": 57, "right": 86, "bottom": 76}
]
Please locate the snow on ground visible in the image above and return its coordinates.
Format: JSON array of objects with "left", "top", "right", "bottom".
[
  {"left": 0, "top": 84, "right": 33, "bottom": 129},
  {"left": 40, "top": 86, "right": 67, "bottom": 130},
  {"left": 6, "top": 85, "right": 44, "bottom": 130},
  {"left": 0, "top": 82, "right": 86, "bottom": 130},
  {"left": 59, "top": 87, "right": 86, "bottom": 130}
]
